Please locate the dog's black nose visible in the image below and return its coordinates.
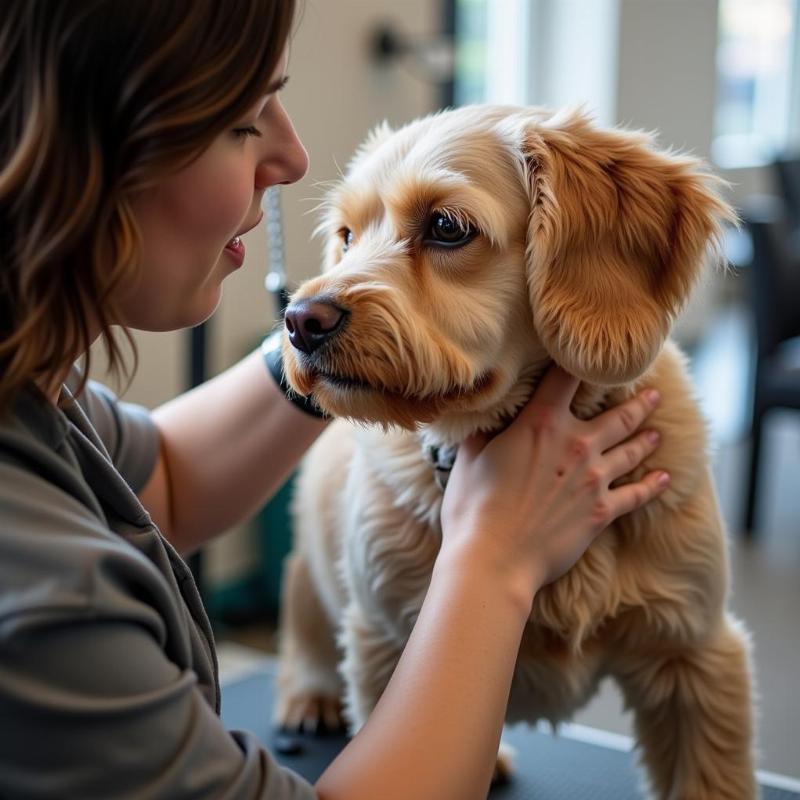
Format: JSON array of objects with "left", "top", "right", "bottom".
[{"left": 284, "top": 297, "right": 347, "bottom": 354}]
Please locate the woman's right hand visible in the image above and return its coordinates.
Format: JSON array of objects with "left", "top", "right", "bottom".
[{"left": 440, "top": 365, "right": 669, "bottom": 608}]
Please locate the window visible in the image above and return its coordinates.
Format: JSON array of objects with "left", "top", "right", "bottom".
[
  {"left": 453, "top": 0, "right": 487, "bottom": 106},
  {"left": 713, "top": 0, "right": 800, "bottom": 168},
  {"left": 452, "top": 0, "right": 618, "bottom": 125}
]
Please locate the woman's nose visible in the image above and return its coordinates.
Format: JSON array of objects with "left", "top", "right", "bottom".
[
  {"left": 256, "top": 107, "right": 309, "bottom": 189},
  {"left": 279, "top": 133, "right": 309, "bottom": 185}
]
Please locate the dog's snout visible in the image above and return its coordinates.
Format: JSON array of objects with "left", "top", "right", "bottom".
[{"left": 284, "top": 297, "right": 348, "bottom": 354}]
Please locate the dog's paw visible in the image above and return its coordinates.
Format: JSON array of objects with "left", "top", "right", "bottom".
[
  {"left": 491, "top": 740, "right": 517, "bottom": 785},
  {"left": 274, "top": 690, "right": 346, "bottom": 735}
]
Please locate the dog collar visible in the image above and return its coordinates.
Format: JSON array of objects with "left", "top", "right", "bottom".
[{"left": 424, "top": 443, "right": 459, "bottom": 491}]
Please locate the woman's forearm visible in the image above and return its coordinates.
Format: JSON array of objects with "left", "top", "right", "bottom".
[
  {"left": 143, "top": 348, "right": 328, "bottom": 553},
  {"left": 316, "top": 545, "right": 534, "bottom": 800}
]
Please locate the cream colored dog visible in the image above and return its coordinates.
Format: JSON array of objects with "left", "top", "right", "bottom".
[{"left": 275, "top": 105, "right": 757, "bottom": 799}]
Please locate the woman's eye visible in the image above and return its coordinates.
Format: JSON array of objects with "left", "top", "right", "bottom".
[
  {"left": 341, "top": 228, "right": 354, "bottom": 252},
  {"left": 233, "top": 125, "right": 261, "bottom": 139},
  {"left": 426, "top": 212, "right": 475, "bottom": 247}
]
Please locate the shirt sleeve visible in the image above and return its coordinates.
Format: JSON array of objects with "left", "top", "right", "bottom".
[
  {"left": 77, "top": 379, "right": 160, "bottom": 494},
  {"left": 0, "top": 618, "right": 318, "bottom": 799},
  {"left": 0, "top": 466, "right": 318, "bottom": 800}
]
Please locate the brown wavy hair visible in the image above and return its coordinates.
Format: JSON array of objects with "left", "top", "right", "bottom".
[{"left": 0, "top": 0, "right": 296, "bottom": 411}]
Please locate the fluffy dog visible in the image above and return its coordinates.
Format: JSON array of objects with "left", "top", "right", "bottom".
[{"left": 274, "top": 105, "right": 757, "bottom": 799}]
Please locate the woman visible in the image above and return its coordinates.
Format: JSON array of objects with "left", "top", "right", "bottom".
[{"left": 0, "top": 2, "right": 668, "bottom": 798}]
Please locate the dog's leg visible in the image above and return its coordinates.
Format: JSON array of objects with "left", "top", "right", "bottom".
[
  {"left": 338, "top": 602, "right": 405, "bottom": 733},
  {"left": 614, "top": 616, "right": 757, "bottom": 800},
  {"left": 274, "top": 551, "right": 345, "bottom": 733}
]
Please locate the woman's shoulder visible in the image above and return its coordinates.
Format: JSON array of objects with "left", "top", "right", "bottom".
[
  {"left": 0, "top": 454, "right": 163, "bottom": 619},
  {"left": 0, "top": 420, "right": 171, "bottom": 646},
  {"left": 64, "top": 369, "right": 160, "bottom": 495},
  {"left": 0, "top": 378, "right": 107, "bottom": 519}
]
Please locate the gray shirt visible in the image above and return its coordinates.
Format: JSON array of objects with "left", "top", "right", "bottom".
[{"left": 0, "top": 374, "right": 316, "bottom": 799}]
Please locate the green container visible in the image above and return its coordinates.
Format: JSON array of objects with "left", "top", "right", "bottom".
[{"left": 255, "top": 472, "right": 297, "bottom": 620}]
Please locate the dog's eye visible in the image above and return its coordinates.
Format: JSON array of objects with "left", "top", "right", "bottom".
[
  {"left": 340, "top": 228, "right": 354, "bottom": 252},
  {"left": 426, "top": 212, "right": 475, "bottom": 248}
]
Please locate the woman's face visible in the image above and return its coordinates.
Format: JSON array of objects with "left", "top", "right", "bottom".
[{"left": 121, "top": 51, "right": 308, "bottom": 331}]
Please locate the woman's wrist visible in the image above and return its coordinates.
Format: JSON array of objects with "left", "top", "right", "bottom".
[{"left": 434, "top": 537, "right": 541, "bottom": 624}]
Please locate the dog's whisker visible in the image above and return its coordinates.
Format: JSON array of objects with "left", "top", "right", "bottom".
[
  {"left": 331, "top": 155, "right": 346, "bottom": 182},
  {"left": 303, "top": 201, "right": 333, "bottom": 220}
]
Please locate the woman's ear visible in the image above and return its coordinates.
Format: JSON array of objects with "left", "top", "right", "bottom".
[{"left": 521, "top": 110, "right": 734, "bottom": 385}]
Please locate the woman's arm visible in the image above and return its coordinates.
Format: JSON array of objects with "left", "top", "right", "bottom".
[
  {"left": 315, "top": 368, "right": 667, "bottom": 800},
  {"left": 316, "top": 548, "right": 531, "bottom": 800},
  {"left": 138, "top": 348, "right": 328, "bottom": 554}
]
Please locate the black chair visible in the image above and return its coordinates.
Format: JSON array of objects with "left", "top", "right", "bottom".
[
  {"left": 774, "top": 154, "right": 800, "bottom": 230},
  {"left": 740, "top": 195, "right": 800, "bottom": 537}
]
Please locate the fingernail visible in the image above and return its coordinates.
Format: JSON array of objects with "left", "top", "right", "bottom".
[
  {"left": 656, "top": 471, "right": 670, "bottom": 487},
  {"left": 644, "top": 389, "right": 660, "bottom": 407},
  {"left": 646, "top": 429, "right": 660, "bottom": 444}
]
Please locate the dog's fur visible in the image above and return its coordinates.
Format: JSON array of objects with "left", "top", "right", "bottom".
[{"left": 275, "top": 105, "right": 757, "bottom": 799}]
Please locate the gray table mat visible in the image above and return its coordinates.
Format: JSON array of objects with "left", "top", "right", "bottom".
[{"left": 220, "top": 661, "right": 798, "bottom": 799}]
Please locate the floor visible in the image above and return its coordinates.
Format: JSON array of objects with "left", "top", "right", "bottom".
[{"left": 219, "top": 303, "right": 800, "bottom": 779}]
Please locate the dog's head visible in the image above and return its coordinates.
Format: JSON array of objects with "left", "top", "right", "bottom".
[{"left": 282, "top": 106, "right": 732, "bottom": 431}]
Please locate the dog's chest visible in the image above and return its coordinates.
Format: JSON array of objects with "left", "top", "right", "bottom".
[
  {"left": 339, "top": 425, "right": 616, "bottom": 645},
  {"left": 337, "top": 428, "right": 444, "bottom": 639}
]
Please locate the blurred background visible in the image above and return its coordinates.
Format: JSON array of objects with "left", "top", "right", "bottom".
[{"left": 94, "top": 0, "right": 800, "bottom": 779}]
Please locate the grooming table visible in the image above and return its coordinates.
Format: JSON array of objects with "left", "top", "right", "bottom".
[{"left": 220, "top": 657, "right": 800, "bottom": 799}]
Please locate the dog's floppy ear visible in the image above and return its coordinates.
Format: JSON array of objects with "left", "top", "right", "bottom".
[{"left": 521, "top": 110, "right": 733, "bottom": 384}]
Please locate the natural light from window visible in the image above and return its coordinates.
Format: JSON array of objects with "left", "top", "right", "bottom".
[{"left": 713, "top": 0, "right": 799, "bottom": 168}]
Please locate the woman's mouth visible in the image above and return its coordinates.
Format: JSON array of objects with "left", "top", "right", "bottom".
[{"left": 224, "top": 235, "right": 245, "bottom": 267}]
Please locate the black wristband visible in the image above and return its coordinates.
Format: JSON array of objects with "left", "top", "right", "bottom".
[{"left": 261, "top": 332, "right": 329, "bottom": 419}]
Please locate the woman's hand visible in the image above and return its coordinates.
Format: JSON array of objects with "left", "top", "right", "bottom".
[{"left": 440, "top": 365, "right": 668, "bottom": 606}]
